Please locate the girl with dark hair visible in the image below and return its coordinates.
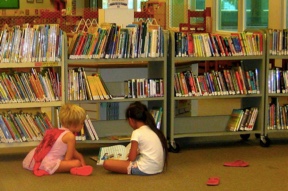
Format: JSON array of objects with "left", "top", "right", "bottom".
[{"left": 103, "top": 101, "right": 168, "bottom": 175}]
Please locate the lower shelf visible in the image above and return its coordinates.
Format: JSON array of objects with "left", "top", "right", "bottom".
[{"left": 172, "top": 130, "right": 262, "bottom": 139}]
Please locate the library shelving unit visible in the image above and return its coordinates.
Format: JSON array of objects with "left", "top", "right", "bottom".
[
  {"left": 0, "top": 27, "right": 66, "bottom": 148},
  {"left": 263, "top": 28, "right": 288, "bottom": 147},
  {"left": 65, "top": 31, "right": 168, "bottom": 144},
  {"left": 167, "top": 30, "right": 266, "bottom": 152}
]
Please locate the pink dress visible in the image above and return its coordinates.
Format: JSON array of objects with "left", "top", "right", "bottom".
[{"left": 23, "top": 128, "right": 70, "bottom": 174}]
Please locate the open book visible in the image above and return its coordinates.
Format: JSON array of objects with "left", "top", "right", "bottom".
[{"left": 94, "top": 144, "right": 131, "bottom": 165}]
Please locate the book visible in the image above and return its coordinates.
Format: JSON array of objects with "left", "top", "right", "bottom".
[
  {"left": 96, "top": 144, "right": 131, "bottom": 165},
  {"left": 226, "top": 109, "right": 244, "bottom": 131},
  {"left": 238, "top": 108, "right": 250, "bottom": 131},
  {"left": 2, "top": 114, "right": 22, "bottom": 142},
  {"left": 92, "top": 74, "right": 109, "bottom": 100},
  {"left": 84, "top": 116, "right": 95, "bottom": 140},
  {"left": 245, "top": 107, "right": 258, "bottom": 131},
  {"left": 0, "top": 115, "right": 14, "bottom": 143},
  {"left": 86, "top": 75, "right": 101, "bottom": 100},
  {"left": 86, "top": 114, "right": 99, "bottom": 140}
]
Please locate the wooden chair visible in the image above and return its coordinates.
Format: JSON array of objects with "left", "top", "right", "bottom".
[{"left": 179, "top": 7, "right": 211, "bottom": 33}]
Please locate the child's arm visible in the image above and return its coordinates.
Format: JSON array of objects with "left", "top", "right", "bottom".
[
  {"left": 63, "top": 132, "right": 86, "bottom": 166},
  {"left": 73, "top": 150, "right": 86, "bottom": 166},
  {"left": 128, "top": 140, "right": 138, "bottom": 161},
  {"left": 62, "top": 132, "right": 76, "bottom": 161}
]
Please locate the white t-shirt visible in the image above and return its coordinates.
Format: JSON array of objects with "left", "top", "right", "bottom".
[{"left": 130, "top": 125, "right": 164, "bottom": 174}]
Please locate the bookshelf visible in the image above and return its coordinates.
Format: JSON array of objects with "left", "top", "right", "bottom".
[
  {"left": 167, "top": 30, "right": 266, "bottom": 152},
  {"left": 263, "top": 28, "right": 288, "bottom": 147},
  {"left": 65, "top": 30, "right": 168, "bottom": 144},
  {"left": 0, "top": 24, "right": 65, "bottom": 148}
]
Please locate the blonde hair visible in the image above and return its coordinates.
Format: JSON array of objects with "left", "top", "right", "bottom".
[{"left": 59, "top": 104, "right": 86, "bottom": 127}]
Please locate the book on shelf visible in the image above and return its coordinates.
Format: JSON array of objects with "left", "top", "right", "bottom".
[
  {"left": 228, "top": 69, "right": 240, "bottom": 95},
  {"left": 238, "top": 108, "right": 250, "bottom": 131},
  {"left": 83, "top": 116, "right": 95, "bottom": 141},
  {"left": 245, "top": 107, "right": 258, "bottom": 131},
  {"left": 86, "top": 75, "right": 101, "bottom": 100},
  {"left": 204, "top": 72, "right": 216, "bottom": 96},
  {"left": 184, "top": 70, "right": 195, "bottom": 96},
  {"left": 5, "top": 111, "right": 46, "bottom": 142},
  {"left": 94, "top": 73, "right": 112, "bottom": 99},
  {"left": 226, "top": 109, "right": 244, "bottom": 132},
  {"left": 2, "top": 114, "right": 22, "bottom": 142},
  {"left": 236, "top": 66, "right": 249, "bottom": 95},
  {"left": 95, "top": 144, "right": 131, "bottom": 165},
  {"left": 94, "top": 28, "right": 109, "bottom": 59},
  {"left": 98, "top": 22, "right": 114, "bottom": 59},
  {"left": 178, "top": 72, "right": 189, "bottom": 96},
  {"left": 0, "top": 127, "right": 7, "bottom": 143},
  {"left": 10, "top": 113, "right": 30, "bottom": 141},
  {"left": 125, "top": 23, "right": 138, "bottom": 58},
  {"left": 18, "top": 113, "right": 39, "bottom": 141},
  {"left": 174, "top": 73, "right": 182, "bottom": 96},
  {"left": 67, "top": 21, "right": 163, "bottom": 59},
  {"left": 269, "top": 97, "right": 281, "bottom": 130},
  {"left": 226, "top": 107, "right": 259, "bottom": 132},
  {"left": 173, "top": 30, "right": 265, "bottom": 58},
  {"left": 149, "top": 107, "right": 162, "bottom": 129},
  {"left": 103, "top": 23, "right": 117, "bottom": 59},
  {"left": 0, "top": 115, "right": 14, "bottom": 143},
  {"left": 85, "top": 114, "right": 99, "bottom": 140}
]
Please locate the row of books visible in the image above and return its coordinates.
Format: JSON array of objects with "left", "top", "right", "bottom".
[
  {"left": 174, "top": 66, "right": 260, "bottom": 97},
  {"left": 269, "top": 28, "right": 288, "bottom": 56},
  {"left": 77, "top": 107, "right": 163, "bottom": 141},
  {"left": 0, "top": 68, "right": 61, "bottom": 103},
  {"left": 124, "top": 78, "right": 164, "bottom": 98},
  {"left": 76, "top": 114, "right": 99, "bottom": 141},
  {"left": 268, "top": 97, "right": 288, "bottom": 130},
  {"left": 268, "top": 68, "right": 288, "bottom": 94},
  {"left": 68, "top": 68, "right": 111, "bottom": 101},
  {"left": 0, "top": 24, "right": 63, "bottom": 63},
  {"left": 150, "top": 107, "right": 163, "bottom": 130},
  {"left": 226, "top": 107, "right": 258, "bottom": 132},
  {"left": 67, "top": 67, "right": 164, "bottom": 100},
  {"left": 0, "top": 112, "right": 53, "bottom": 143},
  {"left": 68, "top": 21, "right": 164, "bottom": 59},
  {"left": 174, "top": 31, "right": 263, "bottom": 57},
  {"left": 102, "top": 102, "right": 119, "bottom": 120}
]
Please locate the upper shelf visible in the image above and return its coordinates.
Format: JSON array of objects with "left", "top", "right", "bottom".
[
  {"left": 0, "top": 62, "right": 62, "bottom": 69},
  {"left": 66, "top": 57, "right": 166, "bottom": 68}
]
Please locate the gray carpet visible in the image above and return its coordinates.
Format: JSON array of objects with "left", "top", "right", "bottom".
[{"left": 1, "top": 135, "right": 288, "bottom": 191}]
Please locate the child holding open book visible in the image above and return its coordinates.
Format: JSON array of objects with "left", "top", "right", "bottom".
[
  {"left": 103, "top": 101, "right": 168, "bottom": 175},
  {"left": 23, "top": 104, "right": 93, "bottom": 176}
]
